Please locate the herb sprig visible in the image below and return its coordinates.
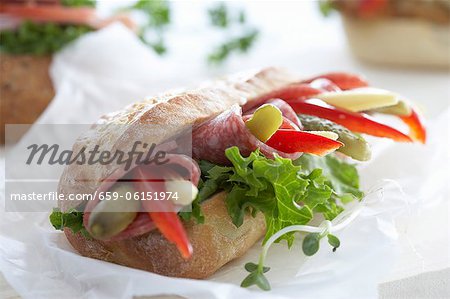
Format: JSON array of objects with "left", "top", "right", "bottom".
[
  {"left": 318, "top": 0, "right": 336, "bottom": 17},
  {"left": 49, "top": 207, "right": 90, "bottom": 238},
  {"left": 242, "top": 222, "right": 342, "bottom": 290},
  {"left": 207, "top": 2, "right": 259, "bottom": 64},
  {"left": 1, "top": 1, "right": 259, "bottom": 62},
  {"left": 123, "top": 0, "right": 171, "bottom": 55}
]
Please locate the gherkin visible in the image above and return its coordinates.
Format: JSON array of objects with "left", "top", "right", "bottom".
[{"left": 298, "top": 114, "right": 371, "bottom": 161}]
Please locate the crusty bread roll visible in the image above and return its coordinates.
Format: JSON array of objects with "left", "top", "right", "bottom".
[
  {"left": 65, "top": 192, "right": 266, "bottom": 278},
  {"left": 58, "top": 67, "right": 299, "bottom": 278},
  {"left": 0, "top": 54, "right": 55, "bottom": 143}
]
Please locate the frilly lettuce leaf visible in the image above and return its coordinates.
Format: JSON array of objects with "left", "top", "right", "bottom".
[{"left": 198, "top": 147, "right": 363, "bottom": 246}]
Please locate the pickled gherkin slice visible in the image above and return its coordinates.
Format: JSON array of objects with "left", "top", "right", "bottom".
[
  {"left": 88, "top": 183, "right": 140, "bottom": 239},
  {"left": 298, "top": 114, "right": 371, "bottom": 161}
]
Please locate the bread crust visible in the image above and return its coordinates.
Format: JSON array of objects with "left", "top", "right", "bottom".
[
  {"left": 64, "top": 192, "right": 266, "bottom": 279},
  {"left": 0, "top": 54, "right": 55, "bottom": 143},
  {"left": 58, "top": 67, "right": 298, "bottom": 278}
]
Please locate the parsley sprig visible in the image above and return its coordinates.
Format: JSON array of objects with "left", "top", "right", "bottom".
[
  {"left": 123, "top": 0, "right": 171, "bottom": 55},
  {"left": 207, "top": 2, "right": 259, "bottom": 64},
  {"left": 1, "top": 1, "right": 259, "bottom": 62}
]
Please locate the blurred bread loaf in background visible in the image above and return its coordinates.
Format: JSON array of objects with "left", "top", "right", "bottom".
[
  {"left": 0, "top": 54, "right": 55, "bottom": 143},
  {"left": 328, "top": 0, "right": 450, "bottom": 68},
  {"left": 342, "top": 16, "right": 450, "bottom": 68}
]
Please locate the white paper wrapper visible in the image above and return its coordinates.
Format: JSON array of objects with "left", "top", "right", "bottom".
[{"left": 1, "top": 24, "right": 449, "bottom": 299}]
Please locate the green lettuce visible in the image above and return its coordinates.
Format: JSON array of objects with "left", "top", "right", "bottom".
[
  {"left": 295, "top": 153, "right": 364, "bottom": 202},
  {"left": 0, "top": 21, "right": 92, "bottom": 55},
  {"left": 198, "top": 147, "right": 363, "bottom": 246},
  {"left": 49, "top": 208, "right": 90, "bottom": 238},
  {"left": 61, "top": 0, "right": 96, "bottom": 7}
]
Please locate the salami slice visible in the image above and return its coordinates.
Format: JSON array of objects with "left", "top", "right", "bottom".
[{"left": 190, "top": 105, "right": 302, "bottom": 165}]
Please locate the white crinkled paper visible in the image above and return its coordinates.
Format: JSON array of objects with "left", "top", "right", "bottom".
[{"left": 0, "top": 25, "right": 449, "bottom": 299}]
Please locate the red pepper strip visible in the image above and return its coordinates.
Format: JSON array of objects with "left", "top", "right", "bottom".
[
  {"left": 302, "top": 72, "right": 369, "bottom": 90},
  {"left": 400, "top": 107, "right": 427, "bottom": 144},
  {"left": 279, "top": 117, "right": 300, "bottom": 130},
  {"left": 358, "top": 0, "right": 388, "bottom": 18},
  {"left": 266, "top": 129, "right": 343, "bottom": 156},
  {"left": 133, "top": 167, "right": 193, "bottom": 259},
  {"left": 0, "top": 4, "right": 97, "bottom": 26},
  {"left": 288, "top": 99, "right": 413, "bottom": 142}
]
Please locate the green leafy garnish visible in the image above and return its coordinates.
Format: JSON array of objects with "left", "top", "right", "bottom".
[
  {"left": 241, "top": 262, "right": 271, "bottom": 291},
  {"left": 207, "top": 2, "right": 259, "bottom": 64},
  {"left": 208, "top": 30, "right": 259, "bottom": 65},
  {"left": 208, "top": 2, "right": 250, "bottom": 29},
  {"left": 302, "top": 232, "right": 321, "bottom": 256},
  {"left": 49, "top": 207, "right": 90, "bottom": 238},
  {"left": 131, "top": 0, "right": 170, "bottom": 28},
  {"left": 178, "top": 160, "right": 226, "bottom": 223},
  {"left": 295, "top": 154, "right": 364, "bottom": 204},
  {"left": 125, "top": 0, "right": 171, "bottom": 55},
  {"left": 178, "top": 181, "right": 205, "bottom": 223},
  {"left": 318, "top": 0, "right": 335, "bottom": 17},
  {"left": 0, "top": 21, "right": 92, "bottom": 55},
  {"left": 61, "top": 0, "right": 96, "bottom": 7},
  {"left": 327, "top": 233, "right": 341, "bottom": 251},
  {"left": 208, "top": 3, "right": 229, "bottom": 28},
  {"left": 244, "top": 262, "right": 270, "bottom": 273}
]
